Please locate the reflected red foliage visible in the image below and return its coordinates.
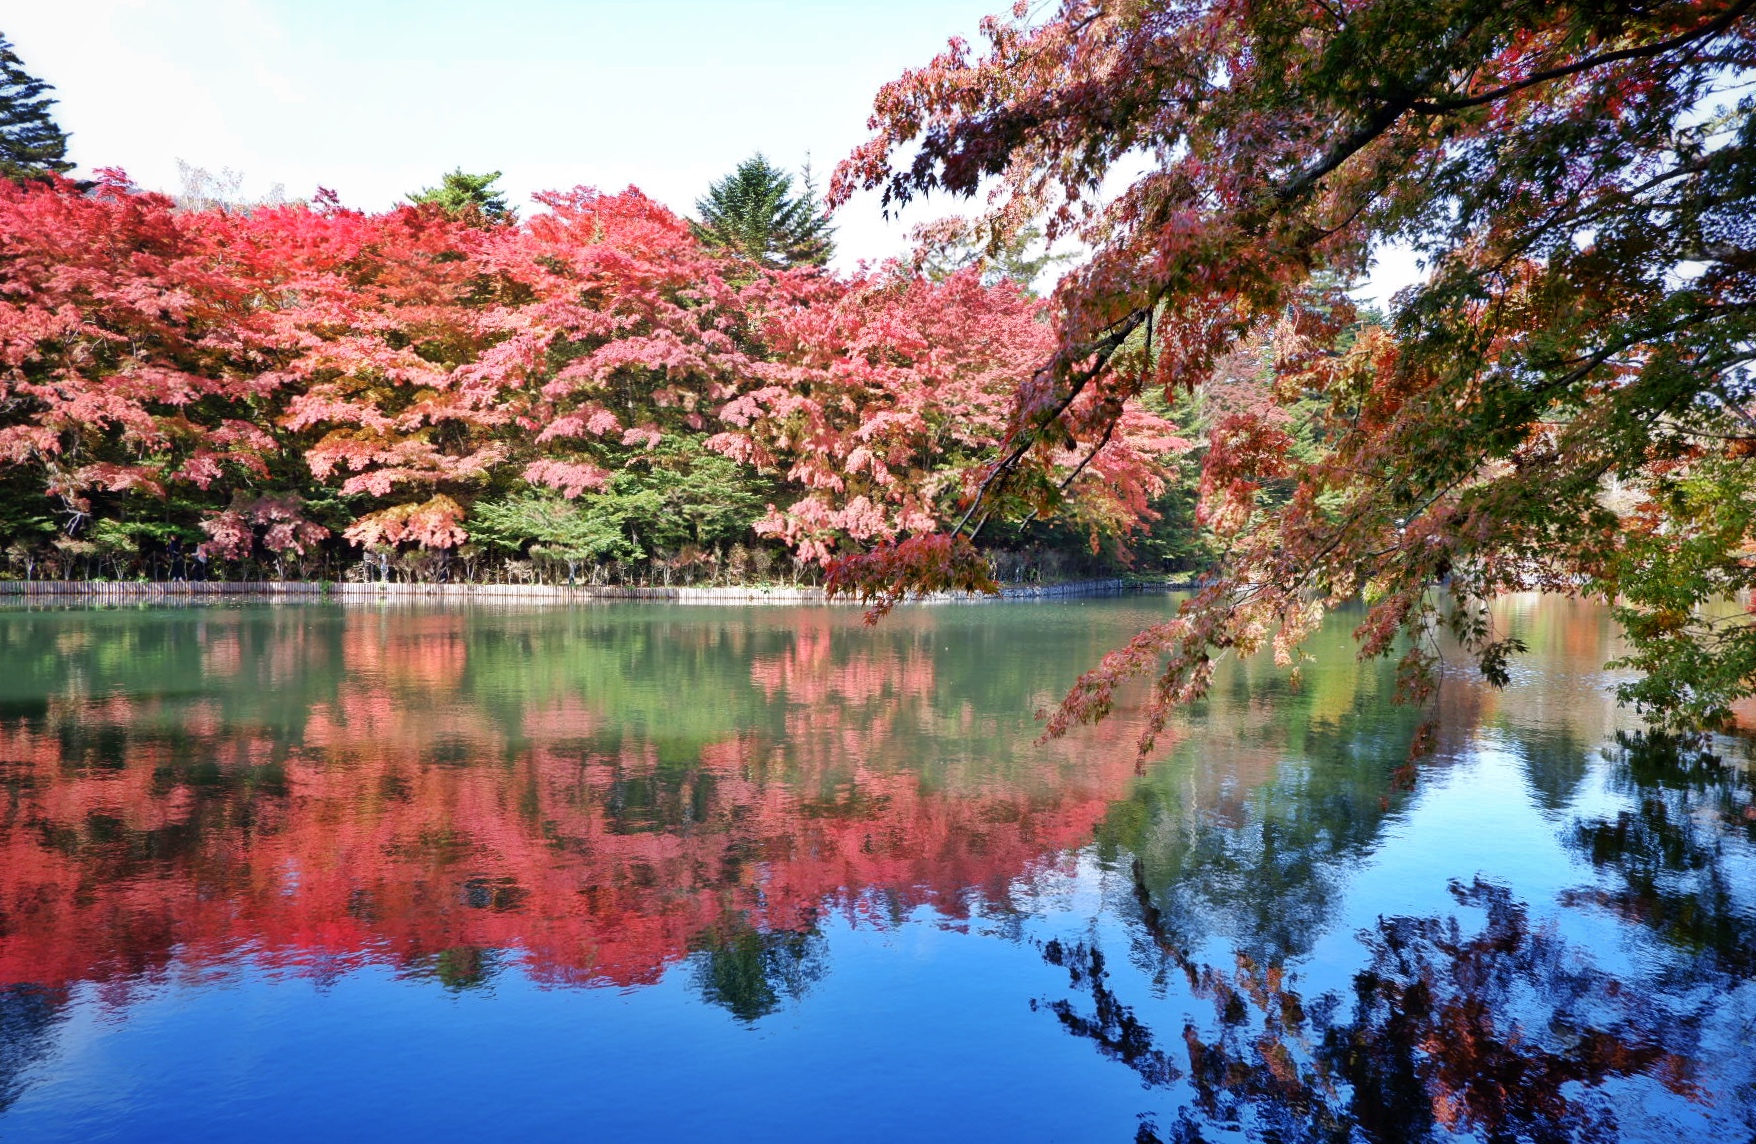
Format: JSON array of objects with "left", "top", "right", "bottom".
[{"left": 0, "top": 610, "right": 1144, "bottom": 995}]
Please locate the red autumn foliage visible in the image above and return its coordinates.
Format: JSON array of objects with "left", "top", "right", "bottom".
[
  {"left": 0, "top": 174, "right": 1177, "bottom": 579},
  {"left": 833, "top": 0, "right": 1756, "bottom": 740}
]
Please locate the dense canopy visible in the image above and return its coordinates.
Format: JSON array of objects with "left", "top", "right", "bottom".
[
  {"left": 2, "top": 3, "right": 1753, "bottom": 738},
  {"left": 832, "top": 0, "right": 1756, "bottom": 738},
  {"left": 0, "top": 171, "right": 1175, "bottom": 587}
]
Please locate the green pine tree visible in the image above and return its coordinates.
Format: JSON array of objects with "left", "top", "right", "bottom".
[
  {"left": 0, "top": 34, "right": 73, "bottom": 182},
  {"left": 408, "top": 168, "right": 511, "bottom": 223},
  {"left": 692, "top": 154, "right": 834, "bottom": 269}
]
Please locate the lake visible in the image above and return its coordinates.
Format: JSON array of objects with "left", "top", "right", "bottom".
[{"left": 0, "top": 596, "right": 1751, "bottom": 1142}]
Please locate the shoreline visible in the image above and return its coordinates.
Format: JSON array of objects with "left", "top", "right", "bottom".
[{"left": 0, "top": 577, "right": 1185, "bottom": 607}]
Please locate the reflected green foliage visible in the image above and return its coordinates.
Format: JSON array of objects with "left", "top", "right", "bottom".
[
  {"left": 423, "top": 945, "right": 500, "bottom": 991},
  {"left": 1567, "top": 732, "right": 1756, "bottom": 975},
  {"left": 1512, "top": 728, "right": 1596, "bottom": 817},
  {"left": 1094, "top": 608, "right": 1423, "bottom": 961},
  {"left": 689, "top": 918, "right": 828, "bottom": 1023},
  {"left": 0, "top": 986, "right": 64, "bottom": 1114}
]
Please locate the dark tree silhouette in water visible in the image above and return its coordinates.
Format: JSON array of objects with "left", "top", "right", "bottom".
[
  {"left": 0, "top": 985, "right": 65, "bottom": 1114},
  {"left": 1566, "top": 732, "right": 1756, "bottom": 977},
  {"left": 689, "top": 915, "right": 828, "bottom": 1023},
  {"left": 1045, "top": 873, "right": 1704, "bottom": 1143}
]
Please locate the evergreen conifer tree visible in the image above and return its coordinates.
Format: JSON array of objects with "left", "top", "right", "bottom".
[
  {"left": 408, "top": 169, "right": 511, "bottom": 223},
  {"left": 0, "top": 34, "right": 73, "bottom": 183},
  {"left": 692, "top": 154, "right": 834, "bottom": 269}
]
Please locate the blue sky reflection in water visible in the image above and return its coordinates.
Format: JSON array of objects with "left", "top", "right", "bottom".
[{"left": 0, "top": 597, "right": 1752, "bottom": 1141}]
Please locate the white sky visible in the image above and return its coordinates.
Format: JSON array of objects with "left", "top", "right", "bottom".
[{"left": 6, "top": 0, "right": 1003, "bottom": 270}]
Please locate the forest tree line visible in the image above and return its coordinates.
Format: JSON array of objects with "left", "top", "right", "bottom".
[
  {"left": 0, "top": 157, "right": 1248, "bottom": 587},
  {"left": 0, "top": 29, "right": 1283, "bottom": 587},
  {"left": 5, "top": 0, "right": 1751, "bottom": 734},
  {"left": 0, "top": 29, "right": 1251, "bottom": 587}
]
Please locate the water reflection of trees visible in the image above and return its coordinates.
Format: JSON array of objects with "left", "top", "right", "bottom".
[
  {"left": 1094, "top": 612, "right": 1430, "bottom": 963},
  {"left": 1047, "top": 874, "right": 1706, "bottom": 1143},
  {"left": 1090, "top": 596, "right": 1676, "bottom": 970},
  {"left": 0, "top": 986, "right": 63, "bottom": 1115},
  {"left": 0, "top": 606, "right": 1150, "bottom": 1012},
  {"left": 1056, "top": 604, "right": 1756, "bottom": 1140},
  {"left": 13, "top": 600, "right": 1743, "bottom": 1132},
  {"left": 1566, "top": 732, "right": 1756, "bottom": 977},
  {"left": 689, "top": 913, "right": 830, "bottom": 1023}
]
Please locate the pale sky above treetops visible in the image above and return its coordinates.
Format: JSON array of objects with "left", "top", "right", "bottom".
[
  {"left": 8, "top": 0, "right": 1004, "bottom": 270},
  {"left": 11, "top": 0, "right": 1422, "bottom": 301}
]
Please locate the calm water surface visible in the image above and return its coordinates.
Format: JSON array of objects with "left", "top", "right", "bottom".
[{"left": 0, "top": 597, "right": 1752, "bottom": 1142}]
